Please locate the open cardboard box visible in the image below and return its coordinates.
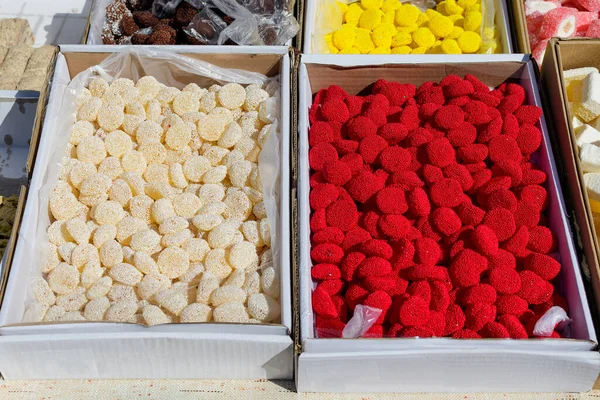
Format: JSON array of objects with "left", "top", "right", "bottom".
[
  {"left": 302, "top": 0, "right": 514, "bottom": 54},
  {"left": 508, "top": 0, "right": 530, "bottom": 53},
  {"left": 541, "top": 37, "right": 600, "bottom": 348},
  {"left": 295, "top": 53, "right": 600, "bottom": 393},
  {"left": 0, "top": 45, "right": 294, "bottom": 380}
]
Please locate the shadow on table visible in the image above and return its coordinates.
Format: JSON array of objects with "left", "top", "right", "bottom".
[{"left": 42, "top": 0, "right": 93, "bottom": 44}]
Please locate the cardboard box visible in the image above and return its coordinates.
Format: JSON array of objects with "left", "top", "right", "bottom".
[
  {"left": 0, "top": 45, "right": 294, "bottom": 380},
  {"left": 509, "top": 0, "right": 530, "bottom": 53},
  {"left": 295, "top": 53, "right": 600, "bottom": 393},
  {"left": 541, "top": 38, "right": 600, "bottom": 335},
  {"left": 302, "top": 0, "right": 514, "bottom": 54}
]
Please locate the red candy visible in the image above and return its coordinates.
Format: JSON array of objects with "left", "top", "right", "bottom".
[
  {"left": 444, "top": 304, "right": 466, "bottom": 335},
  {"left": 379, "top": 214, "right": 412, "bottom": 238},
  {"left": 311, "top": 243, "right": 344, "bottom": 264},
  {"left": 517, "top": 124, "right": 542, "bottom": 154},
  {"left": 312, "top": 264, "right": 342, "bottom": 280},
  {"left": 312, "top": 227, "right": 345, "bottom": 245},
  {"left": 450, "top": 249, "right": 486, "bottom": 288},
  {"left": 496, "top": 294, "right": 529, "bottom": 315},
  {"left": 528, "top": 226, "right": 554, "bottom": 253},
  {"left": 431, "top": 207, "right": 462, "bottom": 236},
  {"left": 427, "top": 138, "right": 456, "bottom": 168},
  {"left": 463, "top": 284, "right": 497, "bottom": 305},
  {"left": 341, "top": 252, "right": 366, "bottom": 281},
  {"left": 471, "top": 225, "right": 499, "bottom": 256},
  {"left": 483, "top": 207, "right": 517, "bottom": 242},
  {"left": 465, "top": 303, "right": 496, "bottom": 331},
  {"left": 309, "top": 183, "right": 339, "bottom": 210},
  {"left": 498, "top": 314, "right": 528, "bottom": 339},
  {"left": 430, "top": 178, "right": 464, "bottom": 207},
  {"left": 399, "top": 296, "right": 430, "bottom": 327},
  {"left": 357, "top": 257, "right": 393, "bottom": 278},
  {"left": 323, "top": 160, "right": 352, "bottom": 186},
  {"left": 309, "top": 143, "right": 338, "bottom": 171},
  {"left": 326, "top": 200, "right": 358, "bottom": 231},
  {"left": 361, "top": 239, "right": 394, "bottom": 259},
  {"left": 488, "top": 135, "right": 521, "bottom": 163},
  {"left": 524, "top": 253, "right": 561, "bottom": 280},
  {"left": 489, "top": 267, "right": 522, "bottom": 294},
  {"left": 480, "top": 321, "right": 510, "bottom": 338},
  {"left": 376, "top": 186, "right": 408, "bottom": 214},
  {"left": 518, "top": 270, "right": 554, "bottom": 305},
  {"left": 312, "top": 286, "right": 338, "bottom": 318}
]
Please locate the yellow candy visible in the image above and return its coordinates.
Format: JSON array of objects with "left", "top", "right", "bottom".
[
  {"left": 436, "top": 1, "right": 447, "bottom": 14},
  {"left": 590, "top": 198, "right": 600, "bottom": 214},
  {"left": 458, "top": 0, "right": 477, "bottom": 7},
  {"left": 466, "top": 4, "right": 480, "bottom": 12},
  {"left": 359, "top": 8, "right": 383, "bottom": 30},
  {"left": 441, "top": 38, "right": 462, "bottom": 53},
  {"left": 445, "top": 0, "right": 464, "bottom": 15},
  {"left": 391, "top": 30, "right": 412, "bottom": 46},
  {"left": 449, "top": 14, "right": 463, "bottom": 22},
  {"left": 324, "top": 34, "right": 340, "bottom": 54},
  {"left": 372, "top": 24, "right": 395, "bottom": 48},
  {"left": 412, "top": 27, "right": 436, "bottom": 48},
  {"left": 391, "top": 45, "right": 412, "bottom": 54},
  {"left": 416, "top": 13, "right": 429, "bottom": 26},
  {"left": 397, "top": 24, "right": 418, "bottom": 33},
  {"left": 429, "top": 15, "right": 454, "bottom": 37},
  {"left": 411, "top": 46, "right": 428, "bottom": 54},
  {"left": 381, "top": 0, "right": 401, "bottom": 12},
  {"left": 464, "top": 11, "right": 482, "bottom": 31},
  {"left": 480, "top": 40, "right": 498, "bottom": 54},
  {"left": 340, "top": 47, "right": 362, "bottom": 54},
  {"left": 382, "top": 10, "right": 395, "bottom": 24},
  {"left": 333, "top": 24, "right": 357, "bottom": 50},
  {"left": 345, "top": 3, "right": 364, "bottom": 25},
  {"left": 361, "top": 0, "right": 383, "bottom": 9},
  {"left": 457, "top": 31, "right": 481, "bottom": 53},
  {"left": 355, "top": 28, "right": 376, "bottom": 53},
  {"left": 337, "top": 2, "right": 349, "bottom": 13},
  {"left": 395, "top": 4, "right": 420, "bottom": 26},
  {"left": 369, "top": 46, "right": 391, "bottom": 54},
  {"left": 448, "top": 26, "right": 464, "bottom": 39},
  {"left": 425, "top": 9, "right": 443, "bottom": 20},
  {"left": 483, "top": 27, "right": 495, "bottom": 40}
]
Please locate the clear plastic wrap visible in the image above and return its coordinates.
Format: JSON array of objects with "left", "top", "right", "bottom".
[
  {"left": 533, "top": 306, "right": 572, "bottom": 337},
  {"left": 341, "top": 305, "right": 382, "bottom": 338},
  {"left": 22, "top": 48, "right": 283, "bottom": 325},
  {"left": 183, "top": 8, "right": 228, "bottom": 45}
]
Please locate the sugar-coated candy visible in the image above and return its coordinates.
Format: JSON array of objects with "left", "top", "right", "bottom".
[{"left": 84, "top": 296, "right": 110, "bottom": 321}]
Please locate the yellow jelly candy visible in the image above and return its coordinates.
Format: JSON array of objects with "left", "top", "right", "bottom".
[
  {"left": 333, "top": 24, "right": 357, "bottom": 50},
  {"left": 425, "top": 9, "right": 443, "bottom": 20},
  {"left": 436, "top": 1, "right": 447, "bottom": 14},
  {"left": 395, "top": 4, "right": 420, "bottom": 27},
  {"left": 337, "top": 2, "right": 348, "bottom": 13},
  {"left": 445, "top": 0, "right": 464, "bottom": 15},
  {"left": 441, "top": 38, "right": 462, "bottom": 53},
  {"left": 464, "top": 11, "right": 482, "bottom": 31},
  {"left": 391, "top": 45, "right": 412, "bottom": 54},
  {"left": 457, "top": 31, "right": 481, "bottom": 53},
  {"left": 372, "top": 24, "right": 395, "bottom": 48},
  {"left": 480, "top": 40, "right": 498, "bottom": 54},
  {"left": 411, "top": 46, "right": 428, "bottom": 54},
  {"left": 355, "top": 28, "right": 376, "bottom": 53},
  {"left": 397, "top": 24, "right": 418, "bottom": 33},
  {"left": 345, "top": 3, "right": 364, "bottom": 25},
  {"left": 458, "top": 0, "right": 477, "bottom": 7},
  {"left": 391, "top": 30, "right": 412, "bottom": 46},
  {"left": 466, "top": 4, "right": 480, "bottom": 12},
  {"left": 340, "top": 47, "right": 362, "bottom": 54},
  {"left": 369, "top": 46, "right": 391, "bottom": 54},
  {"left": 483, "top": 27, "right": 495, "bottom": 40},
  {"left": 381, "top": 0, "right": 401, "bottom": 13},
  {"left": 361, "top": 0, "right": 383, "bottom": 10},
  {"left": 448, "top": 26, "right": 464, "bottom": 39},
  {"left": 412, "top": 27, "right": 436, "bottom": 48},
  {"left": 449, "top": 14, "right": 463, "bottom": 23},
  {"left": 359, "top": 9, "right": 383, "bottom": 30},
  {"left": 416, "top": 13, "right": 429, "bottom": 26},
  {"left": 429, "top": 15, "right": 454, "bottom": 37},
  {"left": 382, "top": 10, "right": 395, "bottom": 24}
]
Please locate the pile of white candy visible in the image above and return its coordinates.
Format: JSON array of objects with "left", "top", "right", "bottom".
[{"left": 32, "top": 75, "right": 281, "bottom": 326}]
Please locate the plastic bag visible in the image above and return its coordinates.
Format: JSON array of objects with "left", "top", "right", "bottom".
[
  {"left": 21, "top": 48, "right": 283, "bottom": 325},
  {"left": 212, "top": 0, "right": 299, "bottom": 45},
  {"left": 152, "top": 0, "right": 209, "bottom": 17},
  {"left": 533, "top": 306, "right": 572, "bottom": 337},
  {"left": 183, "top": 8, "right": 228, "bottom": 45},
  {"left": 312, "top": 0, "right": 343, "bottom": 53},
  {"left": 341, "top": 305, "right": 382, "bottom": 338}
]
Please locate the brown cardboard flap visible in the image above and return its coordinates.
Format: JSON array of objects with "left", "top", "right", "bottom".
[
  {"left": 306, "top": 62, "right": 525, "bottom": 95},
  {"left": 510, "top": 0, "right": 530, "bottom": 53}
]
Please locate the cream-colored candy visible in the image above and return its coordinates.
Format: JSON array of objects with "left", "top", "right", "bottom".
[
  {"left": 253, "top": 201, "right": 267, "bottom": 219},
  {"left": 173, "top": 192, "right": 201, "bottom": 218},
  {"left": 199, "top": 92, "right": 216, "bottom": 113},
  {"left": 259, "top": 97, "right": 278, "bottom": 124},
  {"left": 49, "top": 190, "right": 80, "bottom": 221},
  {"left": 56, "top": 287, "right": 87, "bottom": 311},
  {"left": 580, "top": 143, "right": 600, "bottom": 172},
  {"left": 99, "top": 157, "right": 124, "bottom": 180},
  {"left": 183, "top": 83, "right": 207, "bottom": 96},
  {"left": 261, "top": 266, "right": 280, "bottom": 299},
  {"left": 104, "top": 130, "right": 132, "bottom": 157},
  {"left": 207, "top": 220, "right": 238, "bottom": 248},
  {"left": 108, "top": 283, "right": 138, "bottom": 303},
  {"left": 196, "top": 271, "right": 220, "bottom": 304},
  {"left": 155, "top": 287, "right": 188, "bottom": 315},
  {"left": 183, "top": 238, "right": 210, "bottom": 262},
  {"left": 248, "top": 293, "right": 280, "bottom": 322},
  {"left": 224, "top": 190, "right": 252, "bottom": 220},
  {"left": 217, "top": 83, "right": 246, "bottom": 110},
  {"left": 183, "top": 155, "right": 210, "bottom": 183},
  {"left": 100, "top": 239, "right": 124, "bottom": 267},
  {"left": 109, "top": 262, "right": 143, "bottom": 286},
  {"left": 200, "top": 201, "right": 227, "bottom": 217},
  {"left": 110, "top": 78, "right": 135, "bottom": 98},
  {"left": 93, "top": 224, "right": 117, "bottom": 248},
  {"left": 239, "top": 111, "right": 261, "bottom": 136},
  {"left": 151, "top": 198, "right": 176, "bottom": 224},
  {"left": 197, "top": 114, "right": 226, "bottom": 141},
  {"left": 34, "top": 277, "right": 56, "bottom": 306},
  {"left": 218, "top": 122, "right": 243, "bottom": 148},
  {"left": 180, "top": 303, "right": 212, "bottom": 322},
  {"left": 44, "top": 243, "right": 61, "bottom": 272},
  {"left": 159, "top": 216, "right": 189, "bottom": 235},
  {"left": 116, "top": 216, "right": 147, "bottom": 245},
  {"left": 137, "top": 273, "right": 171, "bottom": 300},
  {"left": 228, "top": 160, "right": 252, "bottom": 188},
  {"left": 144, "top": 162, "right": 169, "bottom": 183},
  {"left": 585, "top": 172, "right": 600, "bottom": 202},
  {"left": 193, "top": 214, "right": 224, "bottom": 232},
  {"left": 165, "top": 123, "right": 192, "bottom": 151},
  {"left": 48, "top": 263, "right": 80, "bottom": 294},
  {"left": 126, "top": 101, "right": 146, "bottom": 117},
  {"left": 204, "top": 146, "right": 230, "bottom": 166},
  {"left": 257, "top": 124, "right": 274, "bottom": 148},
  {"left": 162, "top": 114, "right": 183, "bottom": 131},
  {"left": 94, "top": 200, "right": 126, "bottom": 225},
  {"left": 80, "top": 173, "right": 112, "bottom": 198},
  {"left": 130, "top": 195, "right": 154, "bottom": 224},
  {"left": 44, "top": 305, "right": 66, "bottom": 322},
  {"left": 169, "top": 163, "right": 188, "bottom": 189},
  {"left": 136, "top": 120, "right": 163, "bottom": 145},
  {"left": 136, "top": 76, "right": 161, "bottom": 96},
  {"left": 244, "top": 84, "right": 269, "bottom": 112},
  {"left": 81, "top": 260, "right": 104, "bottom": 288},
  {"left": 123, "top": 114, "right": 144, "bottom": 135},
  {"left": 210, "top": 107, "right": 234, "bottom": 125},
  {"left": 576, "top": 124, "right": 600, "bottom": 147},
  {"left": 59, "top": 311, "right": 86, "bottom": 321},
  {"left": 162, "top": 229, "right": 192, "bottom": 247},
  {"left": 165, "top": 146, "right": 192, "bottom": 165},
  {"left": 146, "top": 182, "right": 175, "bottom": 200},
  {"left": 173, "top": 92, "right": 200, "bottom": 116},
  {"left": 105, "top": 300, "right": 138, "bottom": 322},
  {"left": 182, "top": 111, "right": 204, "bottom": 124},
  {"left": 77, "top": 97, "right": 102, "bottom": 122},
  {"left": 564, "top": 67, "right": 598, "bottom": 86},
  {"left": 89, "top": 78, "right": 109, "bottom": 98},
  {"left": 224, "top": 150, "right": 245, "bottom": 169},
  {"left": 97, "top": 103, "right": 125, "bottom": 131},
  {"left": 211, "top": 285, "right": 247, "bottom": 307},
  {"left": 261, "top": 248, "right": 273, "bottom": 268},
  {"left": 213, "top": 302, "right": 249, "bottom": 323},
  {"left": 203, "top": 166, "right": 227, "bottom": 184},
  {"left": 71, "top": 244, "right": 100, "bottom": 268},
  {"left": 138, "top": 142, "right": 167, "bottom": 164},
  {"left": 229, "top": 241, "right": 258, "bottom": 270},
  {"left": 130, "top": 229, "right": 162, "bottom": 253},
  {"left": 260, "top": 218, "right": 272, "bottom": 247},
  {"left": 70, "top": 120, "right": 95, "bottom": 145},
  {"left": 241, "top": 221, "right": 263, "bottom": 247},
  {"left": 120, "top": 172, "right": 146, "bottom": 196},
  {"left": 87, "top": 276, "right": 113, "bottom": 299},
  {"left": 133, "top": 251, "right": 160, "bottom": 275},
  {"left": 84, "top": 296, "right": 110, "bottom": 320},
  {"left": 65, "top": 218, "right": 91, "bottom": 245},
  {"left": 143, "top": 304, "right": 170, "bottom": 326},
  {"left": 204, "top": 248, "right": 233, "bottom": 281},
  {"left": 158, "top": 246, "right": 190, "bottom": 279},
  {"left": 243, "top": 271, "right": 261, "bottom": 295},
  {"left": 121, "top": 150, "right": 147, "bottom": 174},
  {"left": 157, "top": 86, "right": 180, "bottom": 104},
  {"left": 109, "top": 179, "right": 133, "bottom": 207},
  {"left": 77, "top": 88, "right": 92, "bottom": 107},
  {"left": 48, "top": 221, "right": 69, "bottom": 246},
  {"left": 223, "top": 269, "right": 245, "bottom": 287},
  {"left": 243, "top": 187, "right": 263, "bottom": 204},
  {"left": 179, "top": 262, "right": 205, "bottom": 285},
  {"left": 122, "top": 246, "right": 135, "bottom": 263}
]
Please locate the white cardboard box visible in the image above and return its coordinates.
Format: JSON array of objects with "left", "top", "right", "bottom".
[
  {"left": 302, "top": 0, "right": 514, "bottom": 55},
  {"left": 296, "top": 53, "right": 600, "bottom": 393},
  {"left": 0, "top": 45, "right": 293, "bottom": 380}
]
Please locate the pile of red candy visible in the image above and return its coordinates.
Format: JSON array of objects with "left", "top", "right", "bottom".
[{"left": 308, "top": 74, "right": 569, "bottom": 339}]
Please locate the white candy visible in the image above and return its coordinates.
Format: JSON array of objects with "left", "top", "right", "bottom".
[
  {"left": 77, "top": 136, "right": 107, "bottom": 165},
  {"left": 248, "top": 293, "right": 280, "bottom": 322},
  {"left": 159, "top": 216, "right": 189, "bottom": 235},
  {"left": 178, "top": 262, "right": 205, "bottom": 285},
  {"left": 59, "top": 311, "right": 86, "bottom": 321},
  {"left": 151, "top": 198, "right": 176, "bottom": 223},
  {"left": 204, "top": 248, "right": 233, "bottom": 281},
  {"left": 65, "top": 218, "right": 91, "bottom": 245},
  {"left": 44, "top": 305, "right": 66, "bottom": 322},
  {"left": 137, "top": 273, "right": 171, "bottom": 300},
  {"left": 564, "top": 67, "right": 598, "bottom": 85},
  {"left": 99, "top": 157, "right": 124, "bottom": 180},
  {"left": 229, "top": 160, "right": 252, "bottom": 188},
  {"left": 199, "top": 92, "right": 216, "bottom": 113},
  {"left": 261, "top": 266, "right": 280, "bottom": 299},
  {"left": 576, "top": 124, "right": 600, "bottom": 147},
  {"left": 56, "top": 287, "right": 87, "bottom": 311},
  {"left": 196, "top": 271, "right": 220, "bottom": 304},
  {"left": 33, "top": 277, "right": 56, "bottom": 306},
  {"left": 180, "top": 303, "right": 212, "bottom": 322},
  {"left": 109, "top": 262, "right": 143, "bottom": 286},
  {"left": 48, "top": 263, "right": 80, "bottom": 294},
  {"left": 70, "top": 120, "right": 95, "bottom": 145},
  {"left": 199, "top": 184, "right": 226, "bottom": 204},
  {"left": 130, "top": 229, "right": 162, "bottom": 253},
  {"left": 100, "top": 239, "right": 124, "bottom": 267},
  {"left": 193, "top": 214, "right": 224, "bottom": 232},
  {"left": 44, "top": 243, "right": 61, "bottom": 272},
  {"left": 203, "top": 166, "right": 227, "bottom": 183},
  {"left": 243, "top": 271, "right": 261, "bottom": 295},
  {"left": 158, "top": 246, "right": 190, "bottom": 279},
  {"left": 71, "top": 244, "right": 100, "bottom": 269},
  {"left": 89, "top": 78, "right": 109, "bottom": 97},
  {"left": 84, "top": 296, "right": 110, "bottom": 320},
  {"left": 218, "top": 83, "right": 246, "bottom": 110},
  {"left": 105, "top": 300, "right": 138, "bottom": 322},
  {"left": 260, "top": 219, "right": 271, "bottom": 247},
  {"left": 81, "top": 260, "right": 104, "bottom": 288},
  {"left": 108, "top": 283, "right": 138, "bottom": 303},
  {"left": 229, "top": 241, "right": 259, "bottom": 270},
  {"left": 580, "top": 143, "right": 600, "bottom": 172},
  {"left": 162, "top": 229, "right": 192, "bottom": 247},
  {"left": 576, "top": 71, "right": 600, "bottom": 122},
  {"left": 143, "top": 304, "right": 170, "bottom": 326},
  {"left": 213, "top": 302, "right": 249, "bottom": 323},
  {"left": 87, "top": 276, "right": 113, "bottom": 299},
  {"left": 116, "top": 216, "right": 147, "bottom": 245},
  {"left": 183, "top": 238, "right": 210, "bottom": 262},
  {"left": 211, "top": 285, "right": 247, "bottom": 307},
  {"left": 133, "top": 252, "right": 160, "bottom": 275},
  {"left": 155, "top": 287, "right": 188, "bottom": 315},
  {"left": 585, "top": 172, "right": 600, "bottom": 202},
  {"left": 244, "top": 84, "right": 269, "bottom": 112}
]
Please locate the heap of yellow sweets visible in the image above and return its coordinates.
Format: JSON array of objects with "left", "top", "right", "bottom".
[{"left": 325, "top": 0, "right": 498, "bottom": 54}]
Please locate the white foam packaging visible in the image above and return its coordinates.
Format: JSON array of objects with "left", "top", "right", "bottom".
[
  {"left": 296, "top": 53, "right": 600, "bottom": 393},
  {"left": 302, "top": 0, "right": 513, "bottom": 54},
  {"left": 0, "top": 45, "right": 293, "bottom": 380}
]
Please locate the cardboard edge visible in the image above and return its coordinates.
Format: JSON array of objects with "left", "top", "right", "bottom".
[
  {"left": 82, "top": 0, "right": 95, "bottom": 45},
  {"left": 510, "top": 0, "right": 530, "bottom": 53}
]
